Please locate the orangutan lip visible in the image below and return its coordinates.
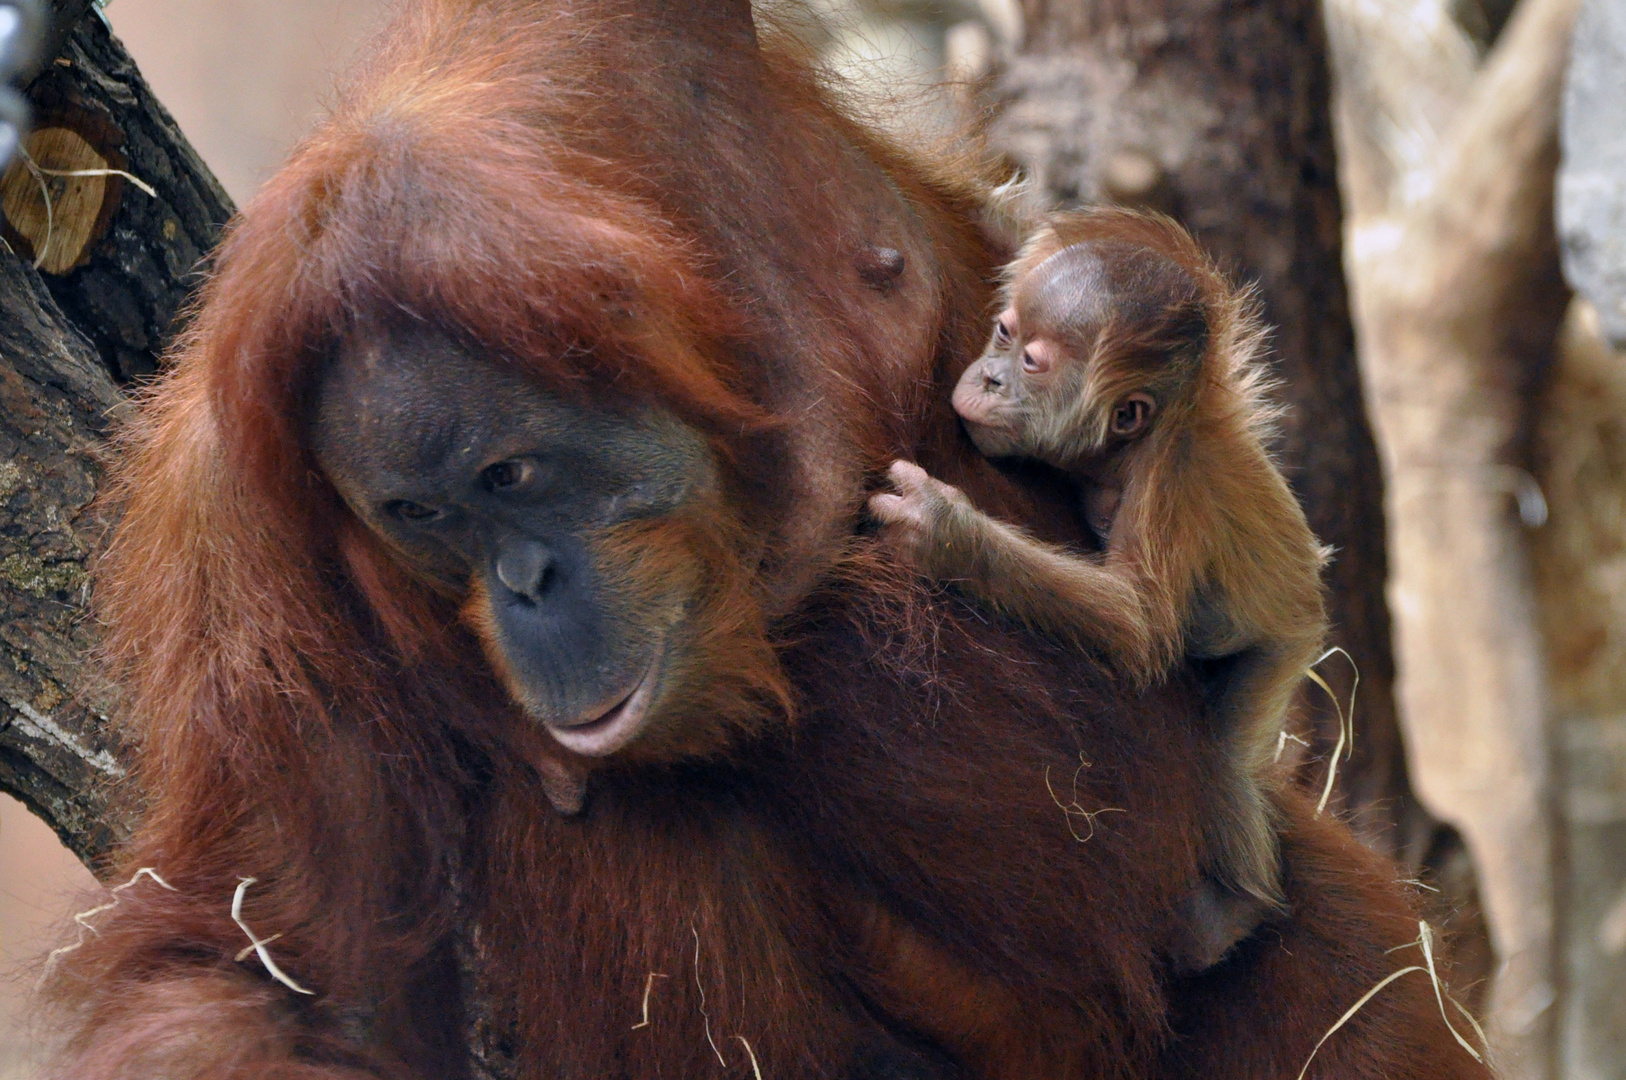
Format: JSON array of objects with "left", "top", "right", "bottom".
[{"left": 546, "top": 649, "right": 663, "bottom": 758}]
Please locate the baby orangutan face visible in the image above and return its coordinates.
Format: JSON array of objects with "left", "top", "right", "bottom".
[
  {"left": 950, "top": 305, "right": 1060, "bottom": 459},
  {"left": 952, "top": 243, "right": 1158, "bottom": 469}
]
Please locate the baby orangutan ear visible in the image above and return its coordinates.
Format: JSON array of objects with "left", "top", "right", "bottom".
[{"left": 1110, "top": 392, "right": 1156, "bottom": 437}]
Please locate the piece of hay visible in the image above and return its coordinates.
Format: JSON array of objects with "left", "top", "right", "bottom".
[
  {"left": 1043, "top": 754, "right": 1125, "bottom": 843},
  {"left": 1399, "top": 920, "right": 1487, "bottom": 1063},
  {"left": 39, "top": 867, "right": 177, "bottom": 986},
  {"left": 735, "top": 1035, "right": 765, "bottom": 1080},
  {"left": 1274, "top": 730, "right": 1311, "bottom": 763},
  {"left": 231, "top": 877, "right": 314, "bottom": 996},
  {"left": 234, "top": 933, "right": 282, "bottom": 963},
  {"left": 691, "top": 924, "right": 727, "bottom": 1067},
  {"left": 630, "top": 971, "right": 669, "bottom": 1031},
  {"left": 1294, "top": 963, "right": 1429, "bottom": 1080},
  {"left": 1305, "top": 646, "right": 1359, "bottom": 815},
  {"left": 1296, "top": 920, "right": 1486, "bottom": 1079}
]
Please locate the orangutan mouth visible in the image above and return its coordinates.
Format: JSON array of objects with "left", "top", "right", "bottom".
[{"left": 546, "top": 648, "right": 663, "bottom": 758}]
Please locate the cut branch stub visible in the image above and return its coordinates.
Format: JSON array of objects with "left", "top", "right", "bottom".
[
  {"left": 1, "top": 112, "right": 130, "bottom": 274},
  {"left": 19, "top": 13, "right": 233, "bottom": 382}
]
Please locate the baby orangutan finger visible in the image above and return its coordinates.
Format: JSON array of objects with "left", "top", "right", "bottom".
[
  {"left": 886, "top": 459, "right": 932, "bottom": 491},
  {"left": 869, "top": 462, "right": 949, "bottom": 562},
  {"left": 885, "top": 460, "right": 968, "bottom": 510},
  {"left": 868, "top": 491, "right": 911, "bottom": 524}
]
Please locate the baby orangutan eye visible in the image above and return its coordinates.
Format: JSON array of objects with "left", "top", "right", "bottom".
[
  {"left": 993, "top": 319, "right": 1013, "bottom": 347},
  {"left": 1110, "top": 393, "right": 1155, "bottom": 437}
]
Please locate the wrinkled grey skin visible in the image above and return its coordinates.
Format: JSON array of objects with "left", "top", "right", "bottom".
[{"left": 311, "top": 325, "right": 715, "bottom": 767}]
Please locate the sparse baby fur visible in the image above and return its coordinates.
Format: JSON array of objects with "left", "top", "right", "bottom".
[{"left": 872, "top": 207, "right": 1330, "bottom": 962}]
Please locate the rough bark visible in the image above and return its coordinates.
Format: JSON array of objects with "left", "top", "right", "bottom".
[
  {"left": 0, "top": 251, "right": 123, "bottom": 864},
  {"left": 1324, "top": 0, "right": 1579, "bottom": 1072},
  {"left": 4, "top": 5, "right": 234, "bottom": 380},
  {"left": 0, "top": 8, "right": 233, "bottom": 864},
  {"left": 993, "top": 0, "right": 1444, "bottom": 872}
]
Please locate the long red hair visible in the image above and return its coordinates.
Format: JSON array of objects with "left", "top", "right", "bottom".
[{"left": 62, "top": 0, "right": 812, "bottom": 1023}]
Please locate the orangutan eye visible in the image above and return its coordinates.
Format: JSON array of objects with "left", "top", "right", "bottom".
[
  {"left": 386, "top": 499, "right": 444, "bottom": 522},
  {"left": 481, "top": 459, "right": 535, "bottom": 492},
  {"left": 993, "top": 319, "right": 1012, "bottom": 347},
  {"left": 1021, "top": 349, "right": 1043, "bottom": 373}
]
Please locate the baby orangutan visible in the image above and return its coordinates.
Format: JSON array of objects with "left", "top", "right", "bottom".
[{"left": 872, "top": 208, "right": 1328, "bottom": 949}]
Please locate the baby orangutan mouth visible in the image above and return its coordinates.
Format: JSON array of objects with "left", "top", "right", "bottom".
[{"left": 546, "top": 645, "right": 665, "bottom": 758}]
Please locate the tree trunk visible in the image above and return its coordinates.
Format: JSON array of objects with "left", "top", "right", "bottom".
[
  {"left": 0, "top": 7, "right": 233, "bottom": 864},
  {"left": 1551, "top": 4, "right": 1626, "bottom": 1071},
  {"left": 1323, "top": 0, "right": 1579, "bottom": 1070}
]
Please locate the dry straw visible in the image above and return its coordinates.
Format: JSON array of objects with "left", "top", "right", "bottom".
[
  {"left": 691, "top": 924, "right": 727, "bottom": 1067},
  {"left": 39, "top": 867, "right": 176, "bottom": 987},
  {"left": 735, "top": 1035, "right": 765, "bottom": 1080},
  {"left": 1295, "top": 920, "right": 1487, "bottom": 1080},
  {"left": 1304, "top": 646, "right": 1359, "bottom": 815},
  {"left": 687, "top": 923, "right": 767, "bottom": 1076},
  {"left": 630, "top": 971, "right": 669, "bottom": 1030},
  {"left": 1043, "top": 753, "right": 1125, "bottom": 843},
  {"left": 232, "top": 877, "right": 313, "bottom": 995}
]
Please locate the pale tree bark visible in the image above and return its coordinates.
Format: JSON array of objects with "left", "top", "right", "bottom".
[
  {"left": 1532, "top": 303, "right": 1626, "bottom": 1080},
  {"left": 1323, "top": 0, "right": 1579, "bottom": 1072},
  {"left": 1541, "top": 2, "right": 1626, "bottom": 1071}
]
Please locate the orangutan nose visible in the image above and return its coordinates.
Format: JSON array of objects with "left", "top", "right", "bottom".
[{"left": 494, "top": 539, "right": 555, "bottom": 603}]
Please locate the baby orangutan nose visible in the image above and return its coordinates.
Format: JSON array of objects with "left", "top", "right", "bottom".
[{"left": 495, "top": 538, "right": 554, "bottom": 602}]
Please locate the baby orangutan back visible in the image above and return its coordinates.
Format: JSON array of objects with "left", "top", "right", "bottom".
[{"left": 872, "top": 208, "right": 1328, "bottom": 959}]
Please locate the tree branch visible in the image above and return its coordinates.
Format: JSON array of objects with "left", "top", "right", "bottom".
[
  {"left": 0, "top": 6, "right": 233, "bottom": 863},
  {"left": 1327, "top": 0, "right": 1580, "bottom": 1070}
]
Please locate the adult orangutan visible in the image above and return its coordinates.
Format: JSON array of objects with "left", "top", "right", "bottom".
[{"left": 44, "top": 2, "right": 1490, "bottom": 1079}]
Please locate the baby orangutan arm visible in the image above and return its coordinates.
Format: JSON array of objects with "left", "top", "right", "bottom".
[{"left": 870, "top": 461, "right": 1167, "bottom": 679}]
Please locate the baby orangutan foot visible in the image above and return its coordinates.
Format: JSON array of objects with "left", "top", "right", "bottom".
[{"left": 868, "top": 460, "right": 968, "bottom": 565}]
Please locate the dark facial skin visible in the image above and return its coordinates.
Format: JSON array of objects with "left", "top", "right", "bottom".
[
  {"left": 311, "top": 326, "right": 716, "bottom": 763},
  {"left": 951, "top": 244, "right": 1157, "bottom": 467}
]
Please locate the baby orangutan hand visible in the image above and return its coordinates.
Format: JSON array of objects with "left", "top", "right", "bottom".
[{"left": 868, "top": 460, "right": 969, "bottom": 566}]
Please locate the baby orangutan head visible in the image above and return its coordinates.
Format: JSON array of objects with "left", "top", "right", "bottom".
[{"left": 951, "top": 214, "right": 1210, "bottom": 470}]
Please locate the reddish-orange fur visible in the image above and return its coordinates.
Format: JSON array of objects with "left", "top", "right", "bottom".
[{"left": 44, "top": 3, "right": 1491, "bottom": 1080}]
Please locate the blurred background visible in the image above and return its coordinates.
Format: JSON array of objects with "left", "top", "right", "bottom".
[{"left": 1, "top": 0, "right": 1624, "bottom": 1078}]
